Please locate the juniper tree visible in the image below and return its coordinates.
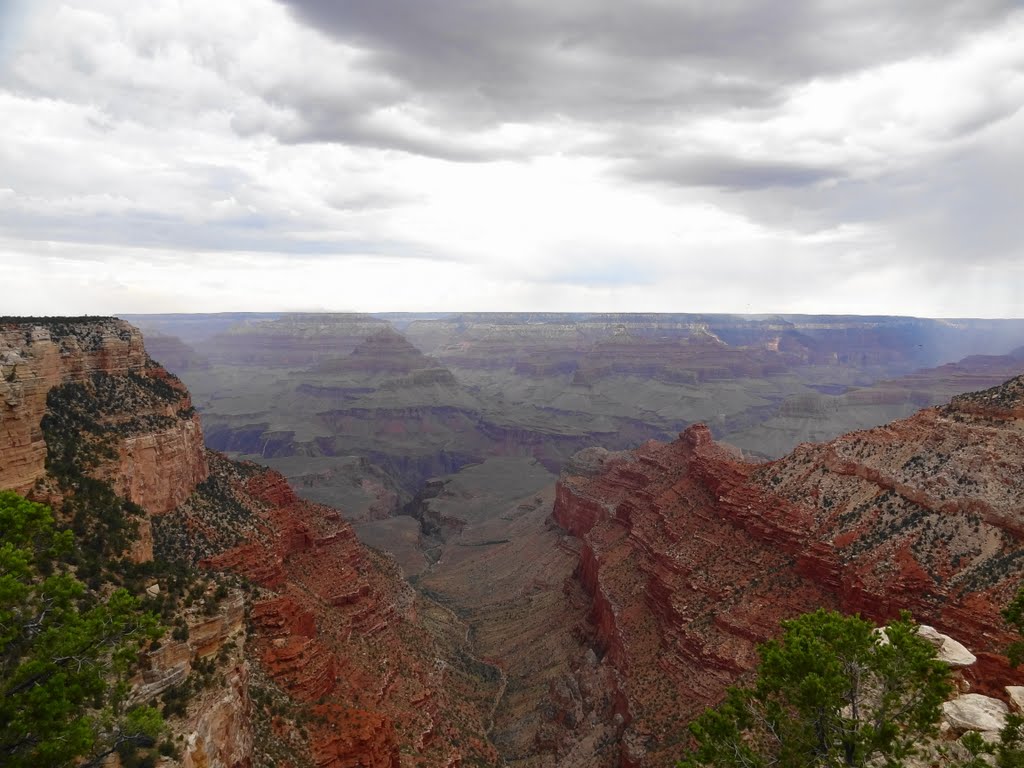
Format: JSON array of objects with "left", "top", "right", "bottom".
[
  {"left": 0, "top": 491, "right": 163, "bottom": 767},
  {"left": 678, "top": 609, "right": 953, "bottom": 768}
]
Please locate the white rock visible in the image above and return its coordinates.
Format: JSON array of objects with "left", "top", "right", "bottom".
[
  {"left": 917, "top": 625, "right": 977, "bottom": 667},
  {"left": 943, "top": 694, "right": 1009, "bottom": 733},
  {"left": 1006, "top": 686, "right": 1024, "bottom": 713}
]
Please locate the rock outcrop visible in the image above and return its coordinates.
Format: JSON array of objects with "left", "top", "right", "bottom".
[
  {"left": 158, "top": 454, "right": 498, "bottom": 767},
  {"left": 130, "top": 592, "right": 246, "bottom": 704},
  {"left": 107, "top": 389, "right": 208, "bottom": 518},
  {"left": 1, "top": 319, "right": 208, "bottom": 562},
  {"left": 160, "top": 597, "right": 254, "bottom": 768},
  {"left": 1, "top": 319, "right": 144, "bottom": 492},
  {"left": 943, "top": 693, "right": 1010, "bottom": 734},
  {"left": 0, "top": 318, "right": 252, "bottom": 767},
  {"left": 553, "top": 374, "right": 1024, "bottom": 765},
  {"left": 309, "top": 705, "right": 401, "bottom": 768},
  {"left": 918, "top": 625, "right": 978, "bottom": 668}
]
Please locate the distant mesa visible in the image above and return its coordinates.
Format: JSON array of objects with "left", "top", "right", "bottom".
[
  {"left": 312, "top": 327, "right": 441, "bottom": 376},
  {"left": 196, "top": 313, "right": 393, "bottom": 367}
]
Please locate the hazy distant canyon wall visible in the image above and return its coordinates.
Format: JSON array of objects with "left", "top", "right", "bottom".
[{"left": 124, "top": 314, "right": 1024, "bottom": 494}]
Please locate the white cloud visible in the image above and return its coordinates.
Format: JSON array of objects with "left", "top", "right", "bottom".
[{"left": 0, "top": 0, "right": 1020, "bottom": 316}]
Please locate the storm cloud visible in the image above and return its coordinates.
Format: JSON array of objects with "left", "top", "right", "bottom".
[
  {"left": 277, "top": 1, "right": 1019, "bottom": 119},
  {"left": 0, "top": 0, "right": 1022, "bottom": 316}
]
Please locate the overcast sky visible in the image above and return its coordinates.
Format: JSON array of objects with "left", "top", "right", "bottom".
[{"left": 1, "top": 0, "right": 1022, "bottom": 316}]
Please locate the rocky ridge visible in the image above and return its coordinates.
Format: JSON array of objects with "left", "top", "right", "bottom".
[
  {"left": 156, "top": 457, "right": 499, "bottom": 767},
  {"left": 406, "top": 313, "right": 1024, "bottom": 377},
  {"left": 39, "top": 314, "right": 1024, "bottom": 767},
  {"left": 553, "top": 374, "right": 1024, "bottom": 766},
  {"left": 129, "top": 313, "right": 1024, "bottom": 527}
]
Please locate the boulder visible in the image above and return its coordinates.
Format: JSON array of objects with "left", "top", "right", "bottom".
[
  {"left": 943, "top": 694, "right": 1009, "bottom": 733},
  {"left": 1006, "top": 685, "right": 1024, "bottom": 713},
  {"left": 917, "top": 625, "right": 977, "bottom": 667}
]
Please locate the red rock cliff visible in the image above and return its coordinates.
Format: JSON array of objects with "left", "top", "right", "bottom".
[
  {"left": 1, "top": 320, "right": 208, "bottom": 562},
  {"left": 0, "top": 319, "right": 208, "bottom": 513},
  {"left": 162, "top": 454, "right": 497, "bottom": 767},
  {"left": 553, "top": 375, "right": 1024, "bottom": 767},
  {"left": 2, "top": 320, "right": 142, "bottom": 491}
]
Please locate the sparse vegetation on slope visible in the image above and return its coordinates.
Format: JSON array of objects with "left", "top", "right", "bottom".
[
  {"left": 0, "top": 491, "right": 164, "bottom": 768},
  {"left": 678, "top": 610, "right": 953, "bottom": 768}
]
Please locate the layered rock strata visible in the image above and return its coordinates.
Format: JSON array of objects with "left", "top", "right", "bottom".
[
  {"left": 2, "top": 319, "right": 137, "bottom": 490},
  {"left": 1, "top": 319, "right": 207, "bottom": 561},
  {"left": 159, "top": 456, "right": 498, "bottom": 767},
  {"left": 197, "top": 313, "right": 391, "bottom": 367},
  {"left": 554, "top": 374, "right": 1024, "bottom": 766},
  {"left": 1, "top": 319, "right": 248, "bottom": 766},
  {"left": 140, "top": 592, "right": 254, "bottom": 768}
]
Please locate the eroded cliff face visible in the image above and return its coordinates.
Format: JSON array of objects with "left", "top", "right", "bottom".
[
  {"left": 106, "top": 380, "right": 208, "bottom": 519},
  {"left": 178, "top": 659, "right": 254, "bottom": 768},
  {"left": 157, "top": 453, "right": 497, "bottom": 767},
  {"left": 133, "top": 591, "right": 254, "bottom": 768},
  {"left": 0, "top": 319, "right": 251, "bottom": 767},
  {"left": 0, "top": 319, "right": 208, "bottom": 525},
  {"left": 553, "top": 374, "right": 1024, "bottom": 766},
  {"left": 11, "top": 317, "right": 1023, "bottom": 767},
  {"left": 1, "top": 320, "right": 143, "bottom": 491}
]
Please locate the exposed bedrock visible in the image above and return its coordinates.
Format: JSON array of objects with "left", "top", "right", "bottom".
[
  {"left": 2, "top": 319, "right": 147, "bottom": 492},
  {"left": 1, "top": 318, "right": 500, "bottom": 767},
  {"left": 553, "top": 375, "right": 1024, "bottom": 766},
  {"left": 163, "top": 459, "right": 499, "bottom": 767},
  {"left": 1, "top": 320, "right": 209, "bottom": 562}
]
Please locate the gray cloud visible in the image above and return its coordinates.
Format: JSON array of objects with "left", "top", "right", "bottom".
[
  {"left": 622, "top": 155, "right": 843, "bottom": 190},
  {"left": 888, "top": 124, "right": 1024, "bottom": 265},
  {"left": 0, "top": 205, "right": 452, "bottom": 259},
  {"left": 673, "top": 111, "right": 1024, "bottom": 268},
  {"left": 277, "top": 0, "right": 1019, "bottom": 127}
]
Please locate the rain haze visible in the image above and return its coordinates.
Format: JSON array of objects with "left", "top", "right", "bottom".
[{"left": 1, "top": 0, "right": 1022, "bottom": 316}]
